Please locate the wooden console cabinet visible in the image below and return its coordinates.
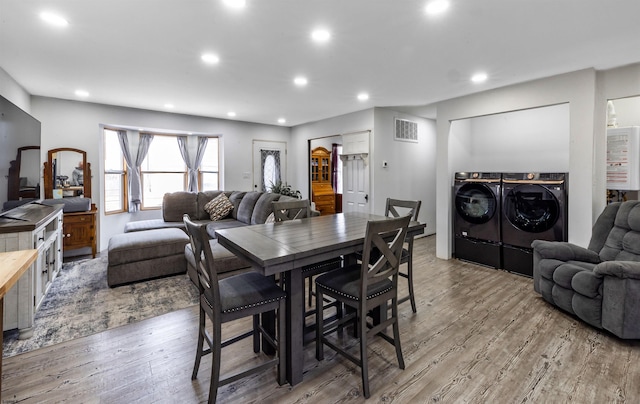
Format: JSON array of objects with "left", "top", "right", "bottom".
[
  {"left": 311, "top": 147, "right": 336, "bottom": 215},
  {"left": 0, "top": 203, "right": 63, "bottom": 338},
  {"left": 63, "top": 205, "right": 97, "bottom": 258}
]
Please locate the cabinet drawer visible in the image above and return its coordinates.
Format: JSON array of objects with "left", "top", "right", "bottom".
[
  {"left": 33, "top": 228, "right": 46, "bottom": 248},
  {"left": 64, "top": 214, "right": 93, "bottom": 224},
  {"left": 314, "top": 195, "right": 334, "bottom": 203}
]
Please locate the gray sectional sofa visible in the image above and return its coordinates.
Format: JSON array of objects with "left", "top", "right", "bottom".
[{"left": 108, "top": 190, "right": 297, "bottom": 286}]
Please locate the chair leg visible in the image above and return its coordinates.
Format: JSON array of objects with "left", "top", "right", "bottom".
[
  {"left": 307, "top": 275, "right": 314, "bottom": 306},
  {"left": 392, "top": 298, "right": 405, "bottom": 370},
  {"left": 277, "top": 299, "right": 287, "bottom": 386},
  {"left": 360, "top": 307, "right": 370, "bottom": 399},
  {"left": 407, "top": 257, "right": 417, "bottom": 313},
  {"left": 208, "top": 321, "right": 222, "bottom": 404},
  {"left": 316, "top": 287, "right": 324, "bottom": 361},
  {"left": 253, "top": 314, "right": 260, "bottom": 353},
  {"left": 192, "top": 306, "right": 206, "bottom": 380}
]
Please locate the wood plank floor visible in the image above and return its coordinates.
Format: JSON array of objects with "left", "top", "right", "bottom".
[{"left": 3, "top": 235, "right": 640, "bottom": 403}]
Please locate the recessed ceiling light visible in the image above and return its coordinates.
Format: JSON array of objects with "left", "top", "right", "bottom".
[
  {"left": 40, "top": 11, "right": 69, "bottom": 27},
  {"left": 222, "top": 0, "right": 246, "bottom": 9},
  {"left": 278, "top": 118, "right": 286, "bottom": 124},
  {"left": 75, "top": 89, "right": 89, "bottom": 98},
  {"left": 357, "top": 92, "right": 370, "bottom": 101},
  {"left": 201, "top": 53, "right": 220, "bottom": 65},
  {"left": 311, "top": 29, "right": 331, "bottom": 42},
  {"left": 294, "top": 76, "right": 308, "bottom": 86},
  {"left": 164, "top": 103, "right": 174, "bottom": 109},
  {"left": 425, "top": 0, "right": 450, "bottom": 15},
  {"left": 227, "top": 111, "right": 237, "bottom": 117},
  {"left": 471, "top": 72, "right": 488, "bottom": 83}
]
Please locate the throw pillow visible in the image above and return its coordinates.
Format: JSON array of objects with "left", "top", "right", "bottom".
[{"left": 204, "top": 193, "right": 234, "bottom": 221}]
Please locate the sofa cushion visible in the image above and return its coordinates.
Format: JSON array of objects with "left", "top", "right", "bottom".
[
  {"left": 204, "top": 193, "right": 234, "bottom": 221},
  {"left": 195, "top": 190, "right": 224, "bottom": 220},
  {"left": 163, "top": 191, "right": 198, "bottom": 222},
  {"left": 251, "top": 192, "right": 282, "bottom": 224},
  {"left": 206, "top": 219, "right": 247, "bottom": 238},
  {"left": 108, "top": 228, "right": 189, "bottom": 266},
  {"left": 228, "top": 191, "right": 246, "bottom": 220},
  {"left": 236, "top": 192, "right": 262, "bottom": 224},
  {"left": 124, "top": 219, "right": 186, "bottom": 233},
  {"left": 184, "top": 240, "right": 251, "bottom": 275}
]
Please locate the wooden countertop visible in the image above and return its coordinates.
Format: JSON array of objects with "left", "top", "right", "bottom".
[{"left": 0, "top": 249, "right": 38, "bottom": 298}]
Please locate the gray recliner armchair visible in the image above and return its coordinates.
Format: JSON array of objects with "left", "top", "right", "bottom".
[{"left": 532, "top": 200, "right": 640, "bottom": 339}]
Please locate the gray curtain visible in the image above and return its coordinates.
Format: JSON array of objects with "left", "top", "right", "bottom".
[
  {"left": 117, "top": 131, "right": 154, "bottom": 212},
  {"left": 260, "top": 149, "right": 281, "bottom": 191},
  {"left": 177, "top": 136, "right": 208, "bottom": 192}
]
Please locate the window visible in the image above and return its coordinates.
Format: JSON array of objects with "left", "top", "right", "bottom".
[
  {"left": 103, "top": 129, "right": 220, "bottom": 212},
  {"left": 140, "top": 135, "right": 187, "bottom": 209},
  {"left": 199, "top": 137, "right": 219, "bottom": 190},
  {"left": 104, "top": 129, "right": 127, "bottom": 214}
]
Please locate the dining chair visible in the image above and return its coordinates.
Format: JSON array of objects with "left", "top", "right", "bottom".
[
  {"left": 315, "top": 214, "right": 411, "bottom": 399},
  {"left": 183, "top": 214, "right": 286, "bottom": 404},
  {"left": 272, "top": 199, "right": 343, "bottom": 323},
  {"left": 355, "top": 198, "right": 421, "bottom": 313},
  {"left": 385, "top": 198, "right": 422, "bottom": 313}
]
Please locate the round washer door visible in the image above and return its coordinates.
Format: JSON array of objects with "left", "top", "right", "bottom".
[
  {"left": 503, "top": 184, "right": 559, "bottom": 233},
  {"left": 455, "top": 183, "right": 498, "bottom": 224}
]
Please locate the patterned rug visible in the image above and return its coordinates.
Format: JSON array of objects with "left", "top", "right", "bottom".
[{"left": 2, "top": 256, "right": 199, "bottom": 358}]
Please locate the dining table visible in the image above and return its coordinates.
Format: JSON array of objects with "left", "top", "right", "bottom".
[{"left": 215, "top": 211, "right": 426, "bottom": 385}]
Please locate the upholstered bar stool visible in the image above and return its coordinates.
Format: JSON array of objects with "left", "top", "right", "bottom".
[
  {"left": 315, "top": 214, "right": 411, "bottom": 398},
  {"left": 272, "top": 199, "right": 343, "bottom": 324},
  {"left": 183, "top": 214, "right": 286, "bottom": 404}
]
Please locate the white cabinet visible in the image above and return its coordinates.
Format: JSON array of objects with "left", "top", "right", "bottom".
[{"left": 0, "top": 204, "right": 63, "bottom": 339}]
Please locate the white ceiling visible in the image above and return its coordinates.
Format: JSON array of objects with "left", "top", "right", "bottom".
[{"left": 2, "top": 0, "right": 640, "bottom": 126}]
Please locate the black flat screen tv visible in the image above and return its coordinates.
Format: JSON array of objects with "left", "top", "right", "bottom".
[{"left": 0, "top": 94, "right": 42, "bottom": 211}]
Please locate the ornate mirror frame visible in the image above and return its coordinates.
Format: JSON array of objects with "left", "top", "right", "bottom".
[{"left": 43, "top": 147, "right": 91, "bottom": 199}]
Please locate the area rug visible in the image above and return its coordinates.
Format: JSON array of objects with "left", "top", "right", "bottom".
[{"left": 2, "top": 256, "right": 199, "bottom": 358}]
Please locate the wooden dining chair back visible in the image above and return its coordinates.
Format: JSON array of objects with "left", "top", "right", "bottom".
[
  {"left": 385, "top": 197, "right": 422, "bottom": 313},
  {"left": 183, "top": 214, "right": 286, "bottom": 404},
  {"left": 273, "top": 199, "right": 311, "bottom": 221},
  {"left": 315, "top": 214, "right": 411, "bottom": 398},
  {"left": 271, "top": 199, "right": 343, "bottom": 340}
]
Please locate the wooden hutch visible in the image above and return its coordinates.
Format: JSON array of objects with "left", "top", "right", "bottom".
[{"left": 311, "top": 147, "right": 335, "bottom": 215}]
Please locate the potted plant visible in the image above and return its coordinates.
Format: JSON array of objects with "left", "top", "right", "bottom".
[{"left": 269, "top": 180, "right": 301, "bottom": 199}]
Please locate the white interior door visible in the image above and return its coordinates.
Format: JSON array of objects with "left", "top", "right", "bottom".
[
  {"left": 341, "top": 131, "right": 370, "bottom": 213},
  {"left": 252, "top": 140, "right": 287, "bottom": 192}
]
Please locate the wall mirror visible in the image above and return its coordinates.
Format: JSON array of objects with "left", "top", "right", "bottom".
[
  {"left": 43, "top": 147, "right": 92, "bottom": 199},
  {"left": 7, "top": 146, "right": 40, "bottom": 200}
]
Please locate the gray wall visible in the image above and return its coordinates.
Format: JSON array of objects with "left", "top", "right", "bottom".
[
  {"left": 30, "top": 97, "right": 290, "bottom": 252},
  {"left": 449, "top": 103, "right": 570, "bottom": 173},
  {"left": 436, "top": 69, "right": 599, "bottom": 259}
]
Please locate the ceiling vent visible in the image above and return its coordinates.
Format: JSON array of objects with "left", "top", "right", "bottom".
[{"left": 394, "top": 118, "right": 418, "bottom": 142}]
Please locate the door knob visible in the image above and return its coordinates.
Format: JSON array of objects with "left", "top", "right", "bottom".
[{"left": 364, "top": 194, "right": 368, "bottom": 202}]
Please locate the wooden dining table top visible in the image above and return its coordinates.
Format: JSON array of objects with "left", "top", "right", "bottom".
[
  {"left": 216, "top": 211, "right": 425, "bottom": 386},
  {"left": 215, "top": 211, "right": 426, "bottom": 276}
]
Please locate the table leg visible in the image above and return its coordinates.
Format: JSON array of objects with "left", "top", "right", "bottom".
[{"left": 284, "top": 268, "right": 303, "bottom": 385}]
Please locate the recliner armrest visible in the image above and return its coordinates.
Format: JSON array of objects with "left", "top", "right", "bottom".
[
  {"left": 594, "top": 261, "right": 640, "bottom": 280},
  {"left": 532, "top": 240, "right": 601, "bottom": 264}
]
